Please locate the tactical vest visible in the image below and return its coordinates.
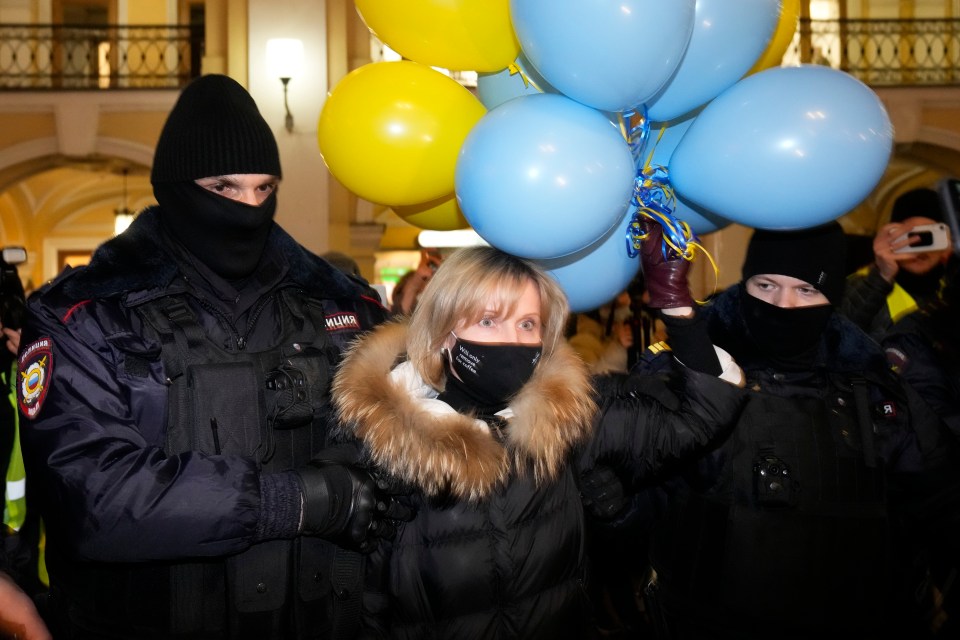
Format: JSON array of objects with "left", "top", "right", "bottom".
[
  {"left": 56, "top": 289, "right": 363, "bottom": 640},
  {"left": 651, "top": 371, "right": 901, "bottom": 634}
]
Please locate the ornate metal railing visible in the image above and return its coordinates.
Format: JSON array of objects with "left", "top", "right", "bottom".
[
  {"left": 3, "top": 18, "right": 960, "bottom": 90},
  {"left": 0, "top": 24, "right": 202, "bottom": 90},
  {"left": 788, "top": 17, "right": 960, "bottom": 86}
]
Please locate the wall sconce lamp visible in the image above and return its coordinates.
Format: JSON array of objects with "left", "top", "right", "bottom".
[
  {"left": 266, "top": 38, "right": 305, "bottom": 133},
  {"left": 114, "top": 168, "right": 135, "bottom": 236}
]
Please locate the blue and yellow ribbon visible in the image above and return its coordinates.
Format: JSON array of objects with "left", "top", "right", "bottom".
[
  {"left": 618, "top": 124, "right": 720, "bottom": 301},
  {"left": 617, "top": 107, "right": 649, "bottom": 164}
]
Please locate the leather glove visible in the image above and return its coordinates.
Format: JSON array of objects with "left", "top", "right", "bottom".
[
  {"left": 639, "top": 219, "right": 694, "bottom": 310},
  {"left": 296, "top": 460, "right": 414, "bottom": 554},
  {"left": 580, "top": 465, "right": 627, "bottom": 521}
]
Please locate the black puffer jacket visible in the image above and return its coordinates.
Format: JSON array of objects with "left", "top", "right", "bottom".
[
  {"left": 332, "top": 321, "right": 745, "bottom": 639},
  {"left": 840, "top": 266, "right": 896, "bottom": 339}
]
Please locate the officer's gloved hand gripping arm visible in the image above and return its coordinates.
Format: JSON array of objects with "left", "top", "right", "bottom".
[{"left": 295, "top": 458, "right": 413, "bottom": 554}]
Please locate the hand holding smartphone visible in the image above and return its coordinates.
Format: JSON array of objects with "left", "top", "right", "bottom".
[{"left": 893, "top": 222, "right": 950, "bottom": 254}]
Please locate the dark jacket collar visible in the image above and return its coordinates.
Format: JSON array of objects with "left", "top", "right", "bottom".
[{"left": 61, "top": 207, "right": 369, "bottom": 303}]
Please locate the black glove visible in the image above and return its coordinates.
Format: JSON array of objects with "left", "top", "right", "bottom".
[
  {"left": 368, "top": 469, "right": 416, "bottom": 542},
  {"left": 580, "top": 465, "right": 627, "bottom": 521},
  {"left": 296, "top": 460, "right": 414, "bottom": 554},
  {"left": 639, "top": 219, "right": 694, "bottom": 310},
  {"left": 659, "top": 311, "right": 723, "bottom": 377}
]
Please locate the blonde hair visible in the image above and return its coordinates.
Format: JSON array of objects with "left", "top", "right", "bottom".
[{"left": 407, "top": 246, "right": 570, "bottom": 387}]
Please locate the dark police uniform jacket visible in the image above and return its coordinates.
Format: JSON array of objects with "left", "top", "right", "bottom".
[
  {"left": 16, "top": 208, "right": 387, "bottom": 639},
  {"left": 646, "top": 284, "right": 958, "bottom": 639}
]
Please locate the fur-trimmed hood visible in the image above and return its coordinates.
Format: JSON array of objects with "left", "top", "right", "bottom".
[{"left": 332, "top": 321, "right": 597, "bottom": 501}]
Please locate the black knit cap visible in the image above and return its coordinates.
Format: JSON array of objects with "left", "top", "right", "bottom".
[
  {"left": 742, "top": 221, "right": 847, "bottom": 304},
  {"left": 890, "top": 187, "right": 942, "bottom": 223},
  {"left": 151, "top": 74, "right": 281, "bottom": 184}
]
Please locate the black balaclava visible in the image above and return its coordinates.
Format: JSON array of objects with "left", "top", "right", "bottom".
[
  {"left": 739, "top": 221, "right": 847, "bottom": 366},
  {"left": 151, "top": 74, "right": 282, "bottom": 280}
]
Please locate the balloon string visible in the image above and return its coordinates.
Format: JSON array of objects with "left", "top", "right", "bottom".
[
  {"left": 618, "top": 107, "right": 649, "bottom": 163},
  {"left": 508, "top": 63, "right": 543, "bottom": 93},
  {"left": 625, "top": 166, "right": 720, "bottom": 303},
  {"left": 642, "top": 125, "right": 667, "bottom": 174}
]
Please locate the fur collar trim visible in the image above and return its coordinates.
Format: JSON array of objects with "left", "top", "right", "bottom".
[{"left": 332, "top": 321, "right": 596, "bottom": 500}]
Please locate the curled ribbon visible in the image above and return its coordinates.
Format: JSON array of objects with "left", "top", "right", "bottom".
[
  {"left": 623, "top": 140, "right": 720, "bottom": 301},
  {"left": 617, "top": 108, "right": 649, "bottom": 164}
]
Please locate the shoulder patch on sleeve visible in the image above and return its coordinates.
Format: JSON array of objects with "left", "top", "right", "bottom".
[
  {"left": 18, "top": 337, "right": 54, "bottom": 420},
  {"left": 325, "top": 311, "right": 361, "bottom": 332},
  {"left": 884, "top": 346, "right": 909, "bottom": 373}
]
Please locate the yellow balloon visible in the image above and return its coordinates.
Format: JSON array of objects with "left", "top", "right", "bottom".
[
  {"left": 747, "top": 0, "right": 800, "bottom": 74},
  {"left": 355, "top": 0, "right": 520, "bottom": 72},
  {"left": 318, "top": 61, "right": 486, "bottom": 207},
  {"left": 394, "top": 194, "right": 469, "bottom": 231}
]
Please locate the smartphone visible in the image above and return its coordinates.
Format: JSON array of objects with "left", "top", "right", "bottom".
[
  {"left": 893, "top": 222, "right": 950, "bottom": 253},
  {"left": 936, "top": 177, "right": 960, "bottom": 254}
]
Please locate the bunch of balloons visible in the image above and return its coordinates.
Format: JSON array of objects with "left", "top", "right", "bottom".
[{"left": 318, "top": 0, "right": 895, "bottom": 312}]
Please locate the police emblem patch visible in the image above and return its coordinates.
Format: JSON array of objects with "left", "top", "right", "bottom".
[{"left": 18, "top": 337, "right": 53, "bottom": 420}]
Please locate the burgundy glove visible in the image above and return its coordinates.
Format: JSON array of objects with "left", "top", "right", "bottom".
[{"left": 639, "top": 220, "right": 694, "bottom": 310}]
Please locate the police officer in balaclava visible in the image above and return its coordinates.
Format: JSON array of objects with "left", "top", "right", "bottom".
[{"left": 18, "top": 74, "right": 406, "bottom": 639}]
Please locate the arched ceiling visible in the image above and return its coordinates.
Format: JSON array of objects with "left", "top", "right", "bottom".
[{"left": 0, "top": 161, "right": 153, "bottom": 243}]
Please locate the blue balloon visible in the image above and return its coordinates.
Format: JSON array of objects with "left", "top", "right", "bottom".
[
  {"left": 671, "top": 196, "right": 731, "bottom": 236},
  {"left": 640, "top": 110, "right": 700, "bottom": 170},
  {"left": 538, "top": 208, "right": 640, "bottom": 313},
  {"left": 510, "top": 0, "right": 697, "bottom": 113},
  {"left": 669, "top": 65, "right": 894, "bottom": 230},
  {"left": 456, "top": 93, "right": 636, "bottom": 260},
  {"left": 646, "top": 0, "right": 781, "bottom": 122},
  {"left": 641, "top": 111, "right": 730, "bottom": 235},
  {"left": 476, "top": 53, "right": 556, "bottom": 110}
]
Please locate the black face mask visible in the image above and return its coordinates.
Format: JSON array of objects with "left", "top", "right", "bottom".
[
  {"left": 740, "top": 291, "right": 833, "bottom": 364},
  {"left": 444, "top": 336, "right": 542, "bottom": 411},
  {"left": 154, "top": 182, "right": 277, "bottom": 279}
]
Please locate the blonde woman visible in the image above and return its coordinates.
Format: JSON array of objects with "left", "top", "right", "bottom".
[{"left": 332, "top": 245, "right": 743, "bottom": 639}]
